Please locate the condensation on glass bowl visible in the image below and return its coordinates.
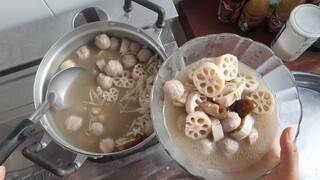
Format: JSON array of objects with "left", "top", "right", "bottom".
[{"left": 150, "top": 33, "right": 302, "bottom": 179}]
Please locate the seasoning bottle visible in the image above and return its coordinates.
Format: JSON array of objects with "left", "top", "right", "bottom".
[
  {"left": 217, "top": 0, "right": 246, "bottom": 23},
  {"left": 268, "top": 0, "right": 306, "bottom": 33},
  {"left": 266, "top": 0, "right": 281, "bottom": 18},
  {"left": 238, "top": 0, "right": 270, "bottom": 32}
]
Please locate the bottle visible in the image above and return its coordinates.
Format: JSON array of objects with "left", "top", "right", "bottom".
[
  {"left": 308, "top": 38, "right": 320, "bottom": 52},
  {"left": 305, "top": 0, "right": 320, "bottom": 4},
  {"left": 217, "top": 0, "right": 246, "bottom": 23},
  {"left": 266, "top": 0, "right": 281, "bottom": 18},
  {"left": 268, "top": 0, "right": 306, "bottom": 33},
  {"left": 238, "top": 0, "right": 270, "bottom": 32}
]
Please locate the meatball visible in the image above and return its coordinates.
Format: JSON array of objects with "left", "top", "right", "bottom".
[
  {"left": 76, "top": 46, "right": 90, "bottom": 60},
  {"left": 99, "top": 137, "right": 115, "bottom": 153},
  {"left": 95, "top": 34, "right": 111, "bottom": 50},
  {"left": 163, "top": 80, "right": 185, "bottom": 100},
  {"left": 104, "top": 60, "right": 123, "bottom": 77},
  {"left": 129, "top": 41, "right": 142, "bottom": 53},
  {"left": 89, "top": 122, "right": 104, "bottom": 136},
  {"left": 121, "top": 54, "right": 137, "bottom": 68},
  {"left": 96, "top": 73, "right": 113, "bottom": 90},
  {"left": 137, "top": 48, "right": 153, "bottom": 63},
  {"left": 65, "top": 115, "right": 83, "bottom": 132}
]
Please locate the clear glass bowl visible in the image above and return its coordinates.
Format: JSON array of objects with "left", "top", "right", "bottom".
[{"left": 151, "top": 33, "right": 302, "bottom": 179}]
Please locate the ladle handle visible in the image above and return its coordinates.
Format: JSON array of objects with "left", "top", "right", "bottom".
[
  {"left": 123, "top": 0, "right": 165, "bottom": 28},
  {"left": 0, "top": 119, "right": 35, "bottom": 164}
]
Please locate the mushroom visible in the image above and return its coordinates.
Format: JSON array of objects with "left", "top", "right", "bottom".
[
  {"left": 222, "top": 137, "right": 239, "bottom": 158},
  {"left": 214, "top": 53, "right": 238, "bottom": 81},
  {"left": 172, "top": 91, "right": 188, "bottom": 107},
  {"left": 96, "top": 73, "right": 113, "bottom": 90},
  {"left": 88, "top": 122, "right": 104, "bottom": 136},
  {"left": 104, "top": 60, "right": 123, "bottom": 77},
  {"left": 163, "top": 80, "right": 185, "bottom": 101},
  {"left": 102, "top": 87, "right": 119, "bottom": 103},
  {"left": 122, "top": 54, "right": 137, "bottom": 68},
  {"left": 119, "top": 38, "right": 131, "bottom": 54},
  {"left": 220, "top": 111, "right": 241, "bottom": 133},
  {"left": 129, "top": 41, "right": 142, "bottom": 53},
  {"left": 132, "top": 64, "right": 147, "bottom": 81},
  {"left": 76, "top": 46, "right": 90, "bottom": 60},
  {"left": 137, "top": 48, "right": 153, "bottom": 63},
  {"left": 248, "top": 89, "right": 275, "bottom": 114},
  {"left": 230, "top": 115, "right": 254, "bottom": 140},
  {"left": 192, "top": 62, "right": 225, "bottom": 98},
  {"left": 59, "top": 59, "right": 76, "bottom": 70},
  {"left": 229, "top": 99, "right": 255, "bottom": 119},
  {"left": 96, "top": 59, "right": 105, "bottom": 72},
  {"left": 185, "top": 91, "right": 207, "bottom": 114},
  {"left": 95, "top": 33, "right": 111, "bottom": 50},
  {"left": 65, "top": 115, "right": 83, "bottom": 132},
  {"left": 143, "top": 120, "right": 154, "bottom": 137},
  {"left": 245, "top": 127, "right": 259, "bottom": 145},
  {"left": 99, "top": 137, "right": 115, "bottom": 153},
  {"left": 109, "top": 37, "right": 120, "bottom": 51},
  {"left": 199, "top": 101, "right": 228, "bottom": 119},
  {"left": 185, "top": 111, "right": 212, "bottom": 140},
  {"left": 113, "top": 70, "right": 136, "bottom": 88}
]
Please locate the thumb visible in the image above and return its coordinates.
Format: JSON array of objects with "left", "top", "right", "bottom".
[
  {"left": 0, "top": 165, "right": 5, "bottom": 180},
  {"left": 277, "top": 127, "right": 299, "bottom": 180}
]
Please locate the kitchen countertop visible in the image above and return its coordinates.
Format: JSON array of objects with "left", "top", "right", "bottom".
[{"left": 179, "top": 0, "right": 320, "bottom": 75}]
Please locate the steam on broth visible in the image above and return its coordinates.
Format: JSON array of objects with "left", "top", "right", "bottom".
[
  {"left": 163, "top": 54, "right": 279, "bottom": 171},
  {"left": 50, "top": 34, "right": 162, "bottom": 153}
]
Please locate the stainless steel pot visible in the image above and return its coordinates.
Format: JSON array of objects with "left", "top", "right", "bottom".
[{"left": 0, "top": 0, "right": 167, "bottom": 177}]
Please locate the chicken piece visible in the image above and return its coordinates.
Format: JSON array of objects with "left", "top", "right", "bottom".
[
  {"left": 104, "top": 60, "right": 123, "bottom": 77},
  {"left": 99, "top": 137, "right": 114, "bottom": 153},
  {"left": 222, "top": 137, "right": 239, "bottom": 158},
  {"left": 229, "top": 99, "right": 255, "bottom": 119},
  {"left": 221, "top": 112, "right": 241, "bottom": 133},
  {"left": 214, "top": 81, "right": 245, "bottom": 108},
  {"left": 109, "top": 37, "right": 120, "bottom": 51},
  {"left": 137, "top": 48, "right": 153, "bottom": 63},
  {"left": 163, "top": 80, "right": 185, "bottom": 100},
  {"left": 65, "top": 115, "right": 83, "bottom": 132},
  {"left": 95, "top": 33, "right": 111, "bottom": 50},
  {"left": 129, "top": 41, "right": 142, "bottom": 53},
  {"left": 96, "top": 73, "right": 113, "bottom": 90},
  {"left": 59, "top": 59, "right": 75, "bottom": 70},
  {"left": 230, "top": 115, "right": 254, "bottom": 140},
  {"left": 122, "top": 54, "right": 137, "bottom": 68},
  {"left": 120, "top": 38, "right": 130, "bottom": 54},
  {"left": 89, "top": 122, "right": 104, "bottom": 136},
  {"left": 76, "top": 46, "right": 90, "bottom": 60},
  {"left": 245, "top": 127, "right": 259, "bottom": 145}
]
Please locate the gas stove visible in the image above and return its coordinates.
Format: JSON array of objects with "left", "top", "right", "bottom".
[{"left": 0, "top": 0, "right": 197, "bottom": 179}]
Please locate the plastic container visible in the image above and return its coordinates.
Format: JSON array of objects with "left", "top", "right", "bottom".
[
  {"left": 238, "top": 0, "right": 269, "bottom": 32},
  {"left": 271, "top": 4, "right": 320, "bottom": 61},
  {"left": 268, "top": 0, "right": 306, "bottom": 33}
]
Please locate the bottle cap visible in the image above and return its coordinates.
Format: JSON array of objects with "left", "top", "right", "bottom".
[{"left": 290, "top": 4, "right": 320, "bottom": 38}]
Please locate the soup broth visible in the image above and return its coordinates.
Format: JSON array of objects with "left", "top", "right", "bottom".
[
  {"left": 164, "top": 62, "right": 279, "bottom": 171},
  {"left": 49, "top": 36, "right": 160, "bottom": 153}
]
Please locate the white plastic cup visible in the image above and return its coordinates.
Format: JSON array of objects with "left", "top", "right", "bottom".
[{"left": 270, "top": 4, "right": 320, "bottom": 61}]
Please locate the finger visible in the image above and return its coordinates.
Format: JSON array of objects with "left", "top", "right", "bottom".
[
  {"left": 0, "top": 165, "right": 5, "bottom": 180},
  {"left": 278, "top": 127, "right": 299, "bottom": 180}
]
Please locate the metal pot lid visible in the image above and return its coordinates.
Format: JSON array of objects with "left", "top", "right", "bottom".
[{"left": 293, "top": 71, "right": 320, "bottom": 179}]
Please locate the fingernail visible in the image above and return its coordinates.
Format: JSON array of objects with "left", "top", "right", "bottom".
[{"left": 287, "top": 128, "right": 294, "bottom": 143}]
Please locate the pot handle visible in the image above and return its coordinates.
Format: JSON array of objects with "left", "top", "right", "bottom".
[
  {"left": 22, "top": 133, "right": 87, "bottom": 177},
  {"left": 0, "top": 119, "right": 35, "bottom": 164},
  {"left": 123, "top": 0, "right": 165, "bottom": 29}
]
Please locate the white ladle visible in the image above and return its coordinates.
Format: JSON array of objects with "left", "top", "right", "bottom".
[{"left": 0, "top": 67, "right": 90, "bottom": 164}]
